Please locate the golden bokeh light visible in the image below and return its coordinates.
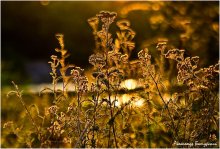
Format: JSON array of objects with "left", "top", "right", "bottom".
[
  {"left": 116, "top": 94, "right": 144, "bottom": 107},
  {"left": 40, "top": 0, "right": 50, "bottom": 6},
  {"left": 134, "top": 98, "right": 144, "bottom": 107},
  {"left": 121, "top": 79, "right": 137, "bottom": 90}
]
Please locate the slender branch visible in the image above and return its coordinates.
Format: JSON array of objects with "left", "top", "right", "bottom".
[
  {"left": 148, "top": 72, "right": 178, "bottom": 140},
  {"left": 77, "top": 91, "right": 82, "bottom": 137}
]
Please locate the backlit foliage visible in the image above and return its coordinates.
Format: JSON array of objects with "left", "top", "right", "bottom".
[{"left": 2, "top": 10, "right": 219, "bottom": 148}]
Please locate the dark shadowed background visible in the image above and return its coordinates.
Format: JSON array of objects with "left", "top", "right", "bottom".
[{"left": 1, "top": 1, "right": 219, "bottom": 86}]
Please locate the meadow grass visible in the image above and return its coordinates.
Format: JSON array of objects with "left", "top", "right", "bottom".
[{"left": 2, "top": 11, "right": 219, "bottom": 148}]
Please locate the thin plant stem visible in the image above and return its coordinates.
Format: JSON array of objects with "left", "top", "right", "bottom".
[
  {"left": 74, "top": 120, "right": 92, "bottom": 148},
  {"left": 77, "top": 91, "right": 81, "bottom": 137},
  {"left": 11, "top": 81, "right": 39, "bottom": 134},
  {"left": 104, "top": 17, "right": 118, "bottom": 148},
  {"left": 148, "top": 71, "right": 178, "bottom": 141}
]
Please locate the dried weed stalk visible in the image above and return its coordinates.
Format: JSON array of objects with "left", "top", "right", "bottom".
[{"left": 4, "top": 11, "right": 219, "bottom": 148}]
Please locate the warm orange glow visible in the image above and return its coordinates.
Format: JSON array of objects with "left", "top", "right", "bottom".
[
  {"left": 152, "top": 3, "right": 161, "bottom": 11},
  {"left": 115, "top": 94, "right": 132, "bottom": 107},
  {"left": 212, "top": 23, "right": 219, "bottom": 32},
  {"left": 40, "top": 0, "right": 50, "bottom": 6},
  {"left": 121, "top": 94, "right": 130, "bottom": 103},
  {"left": 120, "top": 3, "right": 150, "bottom": 17},
  {"left": 120, "top": 2, "right": 164, "bottom": 17},
  {"left": 149, "top": 14, "right": 164, "bottom": 25},
  {"left": 134, "top": 98, "right": 144, "bottom": 107},
  {"left": 163, "top": 93, "right": 171, "bottom": 102},
  {"left": 121, "top": 79, "right": 137, "bottom": 90},
  {"left": 116, "top": 94, "right": 144, "bottom": 107}
]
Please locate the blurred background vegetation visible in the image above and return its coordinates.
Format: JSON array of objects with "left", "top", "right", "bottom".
[{"left": 2, "top": 1, "right": 219, "bottom": 86}]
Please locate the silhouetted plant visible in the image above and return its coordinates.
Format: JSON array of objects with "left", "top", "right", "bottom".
[{"left": 3, "top": 11, "right": 219, "bottom": 148}]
